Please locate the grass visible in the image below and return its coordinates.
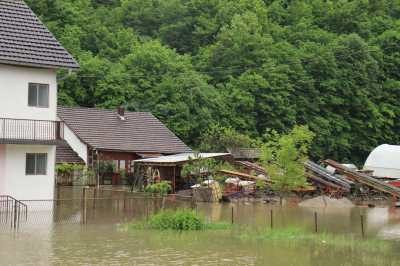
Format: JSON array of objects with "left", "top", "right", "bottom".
[
  {"left": 236, "top": 227, "right": 392, "bottom": 253},
  {"left": 128, "top": 208, "right": 231, "bottom": 231},
  {"left": 126, "top": 208, "right": 393, "bottom": 254}
]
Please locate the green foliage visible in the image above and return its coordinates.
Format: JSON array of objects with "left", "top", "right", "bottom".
[
  {"left": 261, "top": 125, "right": 314, "bottom": 193},
  {"left": 148, "top": 209, "right": 203, "bottom": 230},
  {"left": 181, "top": 153, "right": 218, "bottom": 179},
  {"left": 199, "top": 125, "right": 259, "bottom": 152},
  {"left": 237, "top": 227, "right": 392, "bottom": 253},
  {"left": 255, "top": 179, "right": 266, "bottom": 191},
  {"left": 56, "top": 163, "right": 84, "bottom": 176},
  {"left": 56, "top": 163, "right": 95, "bottom": 185},
  {"left": 144, "top": 181, "right": 172, "bottom": 196},
  {"left": 26, "top": 0, "right": 400, "bottom": 164},
  {"left": 129, "top": 209, "right": 231, "bottom": 230}
]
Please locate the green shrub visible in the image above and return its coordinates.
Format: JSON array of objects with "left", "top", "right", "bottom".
[
  {"left": 145, "top": 181, "right": 172, "bottom": 196},
  {"left": 255, "top": 179, "right": 266, "bottom": 191},
  {"left": 129, "top": 209, "right": 231, "bottom": 231},
  {"left": 148, "top": 209, "right": 203, "bottom": 230}
]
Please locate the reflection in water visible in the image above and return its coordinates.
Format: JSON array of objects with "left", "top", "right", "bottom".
[
  {"left": 1, "top": 187, "right": 400, "bottom": 265},
  {"left": 1, "top": 223, "right": 400, "bottom": 266}
]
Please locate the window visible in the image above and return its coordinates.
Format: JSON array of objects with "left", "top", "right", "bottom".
[
  {"left": 28, "top": 83, "right": 49, "bottom": 107},
  {"left": 26, "top": 153, "right": 47, "bottom": 175}
]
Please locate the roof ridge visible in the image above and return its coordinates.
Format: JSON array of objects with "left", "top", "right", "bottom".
[{"left": 58, "top": 105, "right": 152, "bottom": 115}]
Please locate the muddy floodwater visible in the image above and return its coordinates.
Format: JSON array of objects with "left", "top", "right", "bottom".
[{"left": 2, "top": 189, "right": 400, "bottom": 265}]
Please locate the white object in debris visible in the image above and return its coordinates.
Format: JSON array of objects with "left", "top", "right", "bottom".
[
  {"left": 202, "top": 179, "right": 216, "bottom": 185},
  {"left": 225, "top": 178, "right": 240, "bottom": 185},
  {"left": 257, "top": 174, "right": 268, "bottom": 180},
  {"left": 191, "top": 184, "right": 201, "bottom": 188},
  {"left": 239, "top": 181, "right": 255, "bottom": 187},
  {"left": 342, "top": 164, "right": 358, "bottom": 171},
  {"left": 326, "top": 163, "right": 358, "bottom": 174},
  {"left": 326, "top": 166, "right": 336, "bottom": 174}
]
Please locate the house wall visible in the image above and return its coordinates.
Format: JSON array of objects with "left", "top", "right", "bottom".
[
  {"left": 2, "top": 144, "right": 55, "bottom": 200},
  {"left": 0, "top": 64, "right": 57, "bottom": 121},
  {"left": 62, "top": 122, "right": 88, "bottom": 164}
]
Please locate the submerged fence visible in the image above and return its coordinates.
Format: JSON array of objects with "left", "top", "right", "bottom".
[
  {"left": 0, "top": 188, "right": 194, "bottom": 231},
  {"left": 0, "top": 195, "right": 28, "bottom": 230}
]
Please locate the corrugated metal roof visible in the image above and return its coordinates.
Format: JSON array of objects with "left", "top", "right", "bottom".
[
  {"left": 57, "top": 106, "right": 192, "bottom": 154},
  {"left": 0, "top": 0, "right": 79, "bottom": 69}
]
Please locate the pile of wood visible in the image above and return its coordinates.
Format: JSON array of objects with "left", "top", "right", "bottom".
[
  {"left": 305, "top": 161, "right": 353, "bottom": 196},
  {"left": 325, "top": 159, "right": 400, "bottom": 198}
]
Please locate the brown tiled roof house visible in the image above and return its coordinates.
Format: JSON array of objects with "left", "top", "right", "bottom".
[
  {"left": 0, "top": 0, "right": 79, "bottom": 69},
  {"left": 56, "top": 106, "right": 192, "bottom": 174},
  {"left": 58, "top": 106, "right": 192, "bottom": 154}
]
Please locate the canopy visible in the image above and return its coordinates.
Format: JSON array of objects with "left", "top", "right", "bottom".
[{"left": 133, "top": 153, "right": 230, "bottom": 166}]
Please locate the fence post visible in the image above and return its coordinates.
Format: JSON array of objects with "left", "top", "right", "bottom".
[
  {"left": 231, "top": 206, "right": 234, "bottom": 224},
  {"left": 93, "top": 187, "right": 97, "bottom": 210},
  {"left": 360, "top": 215, "right": 365, "bottom": 238},
  {"left": 270, "top": 209, "right": 273, "bottom": 229},
  {"left": 82, "top": 187, "right": 87, "bottom": 225},
  {"left": 314, "top": 212, "right": 318, "bottom": 233},
  {"left": 146, "top": 198, "right": 149, "bottom": 221},
  {"left": 13, "top": 201, "right": 17, "bottom": 230},
  {"left": 123, "top": 192, "right": 126, "bottom": 212}
]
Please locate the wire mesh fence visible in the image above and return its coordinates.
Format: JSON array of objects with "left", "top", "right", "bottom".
[{"left": 0, "top": 187, "right": 195, "bottom": 231}]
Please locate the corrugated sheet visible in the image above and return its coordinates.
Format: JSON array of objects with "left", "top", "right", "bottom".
[
  {"left": 0, "top": 0, "right": 79, "bottom": 69},
  {"left": 57, "top": 106, "right": 192, "bottom": 154}
]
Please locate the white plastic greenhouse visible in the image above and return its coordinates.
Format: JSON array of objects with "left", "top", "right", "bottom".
[{"left": 364, "top": 144, "right": 400, "bottom": 179}]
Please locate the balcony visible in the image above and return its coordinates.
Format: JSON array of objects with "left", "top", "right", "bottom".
[{"left": 0, "top": 118, "right": 63, "bottom": 145}]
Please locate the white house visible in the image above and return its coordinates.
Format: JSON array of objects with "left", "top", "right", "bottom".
[
  {"left": 0, "top": 0, "right": 79, "bottom": 200},
  {"left": 364, "top": 144, "right": 400, "bottom": 179}
]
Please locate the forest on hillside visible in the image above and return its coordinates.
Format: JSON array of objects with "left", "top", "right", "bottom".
[{"left": 26, "top": 0, "right": 400, "bottom": 164}]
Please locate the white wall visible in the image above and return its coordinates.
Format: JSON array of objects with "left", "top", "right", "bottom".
[
  {"left": 0, "top": 64, "right": 57, "bottom": 121},
  {"left": 2, "top": 144, "right": 55, "bottom": 200},
  {"left": 0, "top": 144, "right": 5, "bottom": 194},
  {"left": 62, "top": 122, "right": 88, "bottom": 164}
]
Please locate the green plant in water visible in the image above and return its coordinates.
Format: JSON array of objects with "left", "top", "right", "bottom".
[
  {"left": 145, "top": 181, "right": 172, "bottom": 196},
  {"left": 129, "top": 209, "right": 231, "bottom": 231},
  {"left": 260, "top": 125, "right": 315, "bottom": 194},
  {"left": 236, "top": 227, "right": 392, "bottom": 254}
]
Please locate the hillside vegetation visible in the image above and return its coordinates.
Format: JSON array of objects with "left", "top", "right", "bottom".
[{"left": 27, "top": 0, "right": 400, "bottom": 164}]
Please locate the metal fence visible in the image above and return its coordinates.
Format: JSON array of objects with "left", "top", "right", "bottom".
[{"left": 0, "top": 188, "right": 194, "bottom": 231}]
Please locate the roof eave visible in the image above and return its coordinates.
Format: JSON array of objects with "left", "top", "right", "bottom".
[{"left": 0, "top": 59, "right": 80, "bottom": 70}]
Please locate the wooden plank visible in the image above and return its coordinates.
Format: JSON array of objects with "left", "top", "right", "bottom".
[
  {"left": 218, "top": 169, "right": 269, "bottom": 182},
  {"left": 325, "top": 159, "right": 400, "bottom": 197}
]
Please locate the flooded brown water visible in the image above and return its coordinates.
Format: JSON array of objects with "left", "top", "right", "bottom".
[{"left": 1, "top": 188, "right": 400, "bottom": 265}]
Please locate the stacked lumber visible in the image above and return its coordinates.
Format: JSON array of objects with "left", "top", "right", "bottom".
[
  {"left": 235, "top": 161, "right": 267, "bottom": 175},
  {"left": 218, "top": 169, "right": 269, "bottom": 182},
  {"left": 325, "top": 159, "right": 400, "bottom": 198},
  {"left": 305, "top": 161, "right": 353, "bottom": 192}
]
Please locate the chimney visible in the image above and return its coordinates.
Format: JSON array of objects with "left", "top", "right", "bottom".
[{"left": 117, "top": 106, "right": 126, "bottom": 120}]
